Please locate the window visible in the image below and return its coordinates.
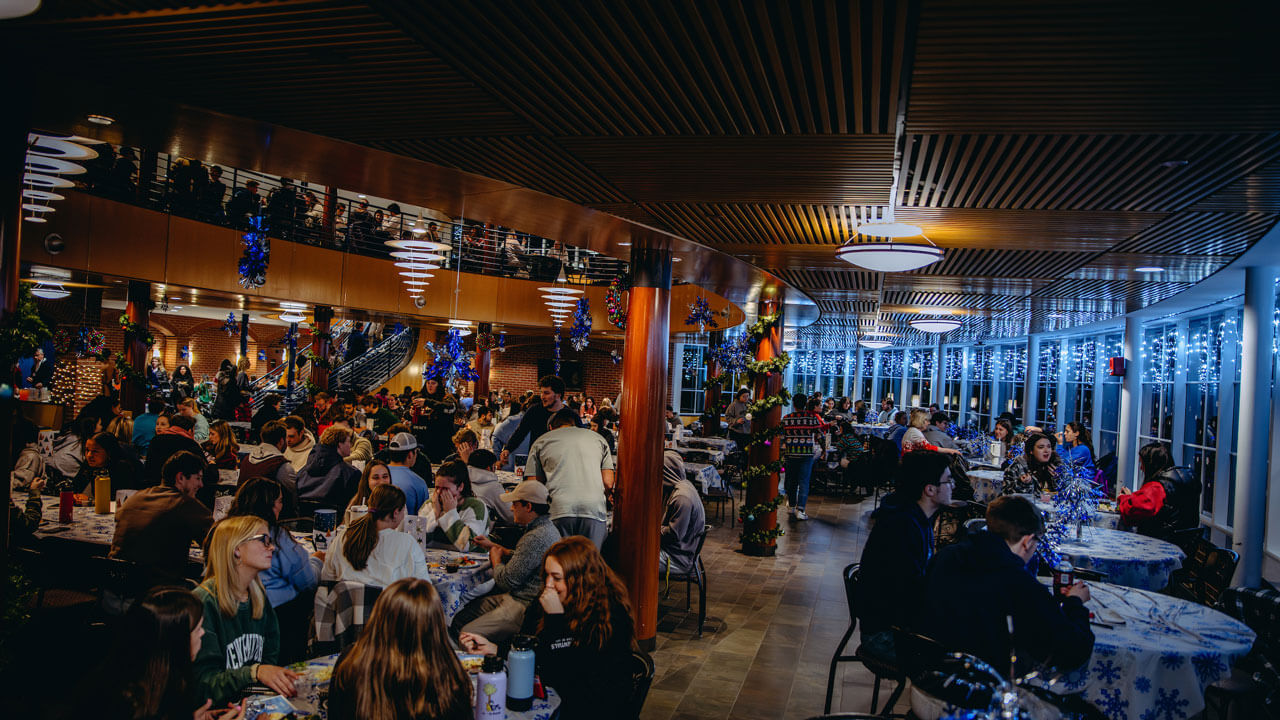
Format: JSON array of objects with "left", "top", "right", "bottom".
[
  {"left": 1061, "top": 337, "right": 1099, "bottom": 435},
  {"left": 677, "top": 344, "right": 709, "bottom": 415},
  {"left": 858, "top": 351, "right": 874, "bottom": 402},
  {"left": 791, "top": 350, "right": 819, "bottom": 396},
  {"left": 818, "top": 351, "right": 848, "bottom": 398},
  {"left": 967, "top": 346, "right": 995, "bottom": 430},
  {"left": 1035, "top": 340, "right": 1061, "bottom": 428},
  {"left": 907, "top": 348, "right": 936, "bottom": 407},
  {"left": 876, "top": 350, "right": 904, "bottom": 405},
  {"left": 1138, "top": 323, "right": 1177, "bottom": 448},
  {"left": 1182, "top": 314, "right": 1226, "bottom": 517},
  {"left": 942, "top": 347, "right": 964, "bottom": 415},
  {"left": 995, "top": 343, "right": 1027, "bottom": 420},
  {"left": 1097, "top": 333, "right": 1124, "bottom": 459}
]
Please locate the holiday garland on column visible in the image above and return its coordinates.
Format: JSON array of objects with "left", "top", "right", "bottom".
[{"left": 701, "top": 312, "right": 791, "bottom": 547}]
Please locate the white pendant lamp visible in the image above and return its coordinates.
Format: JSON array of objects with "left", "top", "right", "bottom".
[
  {"left": 858, "top": 339, "right": 892, "bottom": 349},
  {"left": 837, "top": 207, "right": 943, "bottom": 272},
  {"left": 909, "top": 317, "right": 962, "bottom": 333}
]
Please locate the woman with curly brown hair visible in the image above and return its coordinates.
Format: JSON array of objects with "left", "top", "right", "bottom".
[
  {"left": 328, "top": 578, "right": 471, "bottom": 720},
  {"left": 461, "top": 536, "right": 637, "bottom": 720}
]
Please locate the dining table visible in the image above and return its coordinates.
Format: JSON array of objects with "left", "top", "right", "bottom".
[
  {"left": 245, "top": 651, "right": 562, "bottom": 720},
  {"left": 684, "top": 461, "right": 727, "bottom": 494},
  {"left": 850, "top": 422, "right": 893, "bottom": 438},
  {"left": 968, "top": 469, "right": 1005, "bottom": 503},
  {"left": 1055, "top": 526, "right": 1185, "bottom": 591},
  {"left": 678, "top": 436, "right": 738, "bottom": 454},
  {"left": 1032, "top": 496, "right": 1122, "bottom": 530}
]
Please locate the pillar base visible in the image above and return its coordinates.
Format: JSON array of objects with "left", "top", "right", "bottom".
[
  {"left": 742, "top": 543, "right": 777, "bottom": 557},
  {"left": 636, "top": 636, "right": 656, "bottom": 653}
]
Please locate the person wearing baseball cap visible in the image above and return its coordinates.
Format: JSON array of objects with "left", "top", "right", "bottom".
[
  {"left": 386, "top": 432, "right": 428, "bottom": 513},
  {"left": 453, "top": 480, "right": 562, "bottom": 641}
]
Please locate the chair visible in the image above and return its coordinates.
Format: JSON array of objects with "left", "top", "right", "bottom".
[
  {"left": 1167, "top": 525, "right": 1208, "bottom": 556},
  {"left": 933, "top": 501, "right": 987, "bottom": 550},
  {"left": 1169, "top": 537, "right": 1240, "bottom": 606},
  {"left": 313, "top": 580, "right": 385, "bottom": 653},
  {"left": 661, "top": 524, "right": 710, "bottom": 636},
  {"left": 867, "top": 438, "right": 900, "bottom": 508},
  {"left": 804, "top": 715, "right": 884, "bottom": 720},
  {"left": 626, "top": 649, "right": 656, "bottom": 719},
  {"left": 823, "top": 564, "right": 906, "bottom": 716},
  {"left": 702, "top": 478, "right": 737, "bottom": 528},
  {"left": 963, "top": 517, "right": 987, "bottom": 533}
]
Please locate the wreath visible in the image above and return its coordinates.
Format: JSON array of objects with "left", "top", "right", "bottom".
[{"left": 605, "top": 276, "right": 628, "bottom": 330}]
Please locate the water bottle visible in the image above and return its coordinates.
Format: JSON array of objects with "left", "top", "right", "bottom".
[
  {"left": 94, "top": 470, "right": 112, "bottom": 514},
  {"left": 506, "top": 635, "right": 536, "bottom": 712},
  {"left": 474, "top": 654, "right": 507, "bottom": 719},
  {"left": 1052, "top": 560, "right": 1074, "bottom": 597}
]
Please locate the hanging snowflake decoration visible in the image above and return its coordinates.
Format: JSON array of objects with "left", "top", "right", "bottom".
[
  {"left": 709, "top": 334, "right": 753, "bottom": 372},
  {"left": 686, "top": 295, "right": 718, "bottom": 331},
  {"left": 179, "top": 344, "right": 190, "bottom": 360},
  {"left": 424, "top": 328, "right": 479, "bottom": 389},
  {"left": 222, "top": 312, "right": 240, "bottom": 337},
  {"left": 257, "top": 350, "right": 267, "bottom": 361},
  {"left": 498, "top": 332, "right": 506, "bottom": 353},
  {"left": 605, "top": 275, "right": 627, "bottom": 330},
  {"left": 238, "top": 215, "right": 271, "bottom": 289},
  {"left": 611, "top": 348, "right": 622, "bottom": 365},
  {"left": 553, "top": 327, "right": 562, "bottom": 373},
  {"left": 569, "top": 298, "right": 591, "bottom": 351}
]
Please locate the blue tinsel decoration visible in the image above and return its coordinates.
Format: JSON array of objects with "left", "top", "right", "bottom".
[
  {"left": 570, "top": 298, "right": 591, "bottom": 351},
  {"left": 424, "top": 328, "right": 479, "bottom": 388},
  {"left": 1038, "top": 459, "right": 1104, "bottom": 567},
  {"left": 238, "top": 215, "right": 271, "bottom": 289},
  {"left": 498, "top": 332, "right": 506, "bottom": 353},
  {"left": 611, "top": 349, "right": 622, "bottom": 365},
  {"left": 709, "top": 334, "right": 753, "bottom": 372},
  {"left": 222, "top": 312, "right": 240, "bottom": 337},
  {"left": 554, "top": 328, "right": 562, "bottom": 373},
  {"left": 179, "top": 345, "right": 190, "bottom": 360},
  {"left": 257, "top": 350, "right": 267, "bottom": 361},
  {"left": 686, "top": 295, "right": 718, "bottom": 331}
]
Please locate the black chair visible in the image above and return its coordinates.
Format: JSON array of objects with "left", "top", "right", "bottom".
[
  {"left": 702, "top": 479, "right": 737, "bottom": 528},
  {"left": 823, "top": 564, "right": 906, "bottom": 715},
  {"left": 933, "top": 501, "right": 987, "bottom": 550},
  {"left": 867, "top": 438, "right": 900, "bottom": 508},
  {"left": 661, "top": 524, "right": 711, "bottom": 636},
  {"left": 1166, "top": 525, "right": 1208, "bottom": 556},
  {"left": 804, "top": 715, "right": 884, "bottom": 720},
  {"left": 626, "top": 649, "right": 656, "bottom": 719},
  {"left": 1169, "top": 537, "right": 1239, "bottom": 606}
]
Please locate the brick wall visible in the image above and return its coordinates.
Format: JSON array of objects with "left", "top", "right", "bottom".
[{"left": 487, "top": 335, "right": 623, "bottom": 401}]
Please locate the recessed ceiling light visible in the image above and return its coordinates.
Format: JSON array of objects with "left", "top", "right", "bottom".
[
  {"left": 448, "top": 319, "right": 470, "bottom": 327},
  {"left": 357, "top": 194, "right": 366, "bottom": 199},
  {"left": 859, "top": 339, "right": 892, "bottom": 349},
  {"left": 1134, "top": 266, "right": 1165, "bottom": 273},
  {"left": 1047, "top": 313, "right": 1067, "bottom": 318},
  {"left": 618, "top": 242, "right": 632, "bottom": 247},
  {"left": 855, "top": 220, "right": 924, "bottom": 238},
  {"left": 86, "top": 114, "right": 115, "bottom": 126}
]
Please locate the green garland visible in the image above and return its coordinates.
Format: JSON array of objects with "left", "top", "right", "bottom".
[
  {"left": 117, "top": 315, "right": 155, "bottom": 347},
  {"left": 742, "top": 460, "right": 784, "bottom": 487},
  {"left": 303, "top": 378, "right": 325, "bottom": 396},
  {"left": 310, "top": 354, "right": 333, "bottom": 371},
  {"left": 745, "top": 353, "right": 790, "bottom": 376},
  {"left": 747, "top": 389, "right": 791, "bottom": 416},
  {"left": 743, "top": 423, "right": 785, "bottom": 449},
  {"left": 109, "top": 353, "right": 148, "bottom": 388},
  {"left": 739, "top": 493, "right": 786, "bottom": 545},
  {"left": 746, "top": 311, "right": 782, "bottom": 339}
]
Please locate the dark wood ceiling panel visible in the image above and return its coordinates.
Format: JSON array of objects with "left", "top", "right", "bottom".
[
  {"left": 639, "top": 203, "right": 875, "bottom": 247},
  {"left": 1111, "top": 212, "right": 1279, "bottom": 255},
  {"left": 898, "top": 133, "right": 1280, "bottom": 212},
  {"left": 894, "top": 208, "right": 1167, "bottom": 252},
  {"left": 882, "top": 276, "right": 1042, "bottom": 296},
  {"left": 909, "top": 0, "right": 1280, "bottom": 133},
  {"left": 1189, "top": 161, "right": 1280, "bottom": 213},
  {"left": 881, "top": 291, "right": 1019, "bottom": 310},
  {"left": 1032, "top": 278, "right": 1193, "bottom": 304},
  {"left": 904, "top": 248, "right": 1094, "bottom": 279},
  {"left": 559, "top": 137, "right": 895, "bottom": 203},
  {"left": 769, "top": 268, "right": 882, "bottom": 292},
  {"left": 365, "top": 136, "right": 630, "bottom": 205},
  {"left": 816, "top": 299, "right": 880, "bottom": 315},
  {"left": 1065, "top": 254, "right": 1233, "bottom": 284}
]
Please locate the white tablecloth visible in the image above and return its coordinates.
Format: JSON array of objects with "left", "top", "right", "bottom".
[
  {"left": 850, "top": 422, "right": 893, "bottom": 438},
  {"left": 684, "top": 461, "right": 726, "bottom": 493},
  {"left": 1046, "top": 582, "right": 1256, "bottom": 720},
  {"left": 1032, "top": 497, "right": 1122, "bottom": 530},
  {"left": 680, "top": 436, "right": 738, "bottom": 454},
  {"left": 1057, "top": 527, "right": 1185, "bottom": 591},
  {"left": 968, "top": 469, "right": 1004, "bottom": 502},
  {"left": 673, "top": 443, "right": 725, "bottom": 465}
]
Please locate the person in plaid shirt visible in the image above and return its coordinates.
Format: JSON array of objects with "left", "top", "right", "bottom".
[{"left": 782, "top": 394, "right": 829, "bottom": 520}]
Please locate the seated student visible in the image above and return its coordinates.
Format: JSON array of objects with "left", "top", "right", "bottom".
[
  {"left": 923, "top": 412, "right": 958, "bottom": 450},
  {"left": 251, "top": 392, "right": 284, "bottom": 436},
  {"left": 111, "top": 450, "right": 214, "bottom": 584},
  {"left": 659, "top": 450, "right": 706, "bottom": 575},
  {"left": 73, "top": 431, "right": 143, "bottom": 498},
  {"left": 327, "top": 416, "right": 373, "bottom": 464},
  {"left": 344, "top": 459, "right": 393, "bottom": 527},
  {"left": 901, "top": 410, "right": 963, "bottom": 457},
  {"left": 454, "top": 480, "right": 562, "bottom": 641},
  {"left": 466, "top": 448, "right": 515, "bottom": 525},
  {"left": 460, "top": 536, "right": 637, "bottom": 720},
  {"left": 11, "top": 416, "right": 45, "bottom": 491},
  {"left": 328, "top": 578, "right": 473, "bottom": 720},
  {"left": 227, "top": 477, "right": 321, "bottom": 664},
  {"left": 1055, "top": 421, "right": 1096, "bottom": 474},
  {"left": 321, "top": 484, "right": 429, "bottom": 587},
  {"left": 1002, "top": 433, "right": 1071, "bottom": 495},
  {"left": 130, "top": 397, "right": 165, "bottom": 459},
  {"left": 858, "top": 451, "right": 952, "bottom": 639},
  {"left": 419, "top": 460, "right": 490, "bottom": 552},
  {"left": 384, "top": 432, "right": 430, "bottom": 513},
  {"left": 239, "top": 419, "right": 299, "bottom": 516},
  {"left": 144, "top": 413, "right": 208, "bottom": 487},
  {"left": 361, "top": 393, "right": 400, "bottom": 435},
  {"left": 1118, "top": 442, "right": 1201, "bottom": 540},
  {"left": 282, "top": 415, "right": 316, "bottom": 471},
  {"left": 296, "top": 426, "right": 361, "bottom": 510},
  {"left": 194, "top": 515, "right": 299, "bottom": 705},
  {"left": 179, "top": 398, "right": 211, "bottom": 443},
  {"left": 373, "top": 422, "right": 433, "bottom": 482},
  {"left": 886, "top": 411, "right": 911, "bottom": 452},
  {"left": 924, "top": 495, "right": 1094, "bottom": 674},
  {"left": 203, "top": 420, "right": 240, "bottom": 471}
]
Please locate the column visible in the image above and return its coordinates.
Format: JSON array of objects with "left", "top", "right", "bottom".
[
  {"left": 616, "top": 245, "right": 672, "bottom": 651},
  {"left": 931, "top": 336, "right": 944, "bottom": 408},
  {"left": 240, "top": 313, "right": 250, "bottom": 360},
  {"left": 285, "top": 323, "right": 299, "bottom": 396},
  {"left": 704, "top": 329, "right": 724, "bottom": 432},
  {"left": 474, "top": 321, "right": 492, "bottom": 401},
  {"left": 120, "top": 281, "right": 153, "bottom": 415},
  {"left": 743, "top": 297, "right": 783, "bottom": 557},
  {"left": 1232, "top": 265, "right": 1277, "bottom": 586},
  {"left": 311, "top": 305, "right": 334, "bottom": 391},
  {"left": 1024, "top": 334, "right": 1040, "bottom": 427},
  {"left": 1116, "top": 315, "right": 1143, "bottom": 492}
]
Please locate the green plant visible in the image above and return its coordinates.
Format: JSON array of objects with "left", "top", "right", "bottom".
[{"left": 0, "top": 285, "right": 52, "bottom": 373}]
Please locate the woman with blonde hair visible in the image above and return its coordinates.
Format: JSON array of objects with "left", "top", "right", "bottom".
[
  {"left": 106, "top": 414, "right": 134, "bottom": 447},
  {"left": 322, "top": 484, "right": 428, "bottom": 587},
  {"left": 328, "top": 578, "right": 472, "bottom": 720},
  {"left": 194, "top": 515, "right": 298, "bottom": 704},
  {"left": 461, "top": 536, "right": 637, "bottom": 720},
  {"left": 900, "top": 409, "right": 961, "bottom": 456},
  {"left": 203, "top": 419, "right": 240, "bottom": 470}
]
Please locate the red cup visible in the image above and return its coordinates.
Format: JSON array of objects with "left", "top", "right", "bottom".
[{"left": 59, "top": 491, "right": 75, "bottom": 523}]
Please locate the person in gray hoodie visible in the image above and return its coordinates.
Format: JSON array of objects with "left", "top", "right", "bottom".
[
  {"left": 467, "top": 449, "right": 516, "bottom": 524},
  {"left": 660, "top": 449, "right": 706, "bottom": 575}
]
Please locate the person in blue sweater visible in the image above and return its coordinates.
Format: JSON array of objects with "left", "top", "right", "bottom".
[
  {"left": 226, "top": 476, "right": 321, "bottom": 663},
  {"left": 924, "top": 495, "right": 1094, "bottom": 675},
  {"left": 1055, "top": 421, "right": 1096, "bottom": 475}
]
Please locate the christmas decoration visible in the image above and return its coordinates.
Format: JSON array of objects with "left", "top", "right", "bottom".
[
  {"left": 605, "top": 275, "right": 627, "bottom": 329},
  {"left": 257, "top": 350, "right": 267, "bottom": 361},
  {"left": 553, "top": 328, "right": 562, "bottom": 373},
  {"left": 685, "top": 295, "right": 718, "bottom": 331},
  {"left": 1039, "top": 460, "right": 1106, "bottom": 566},
  {"left": 221, "top": 312, "right": 240, "bottom": 337},
  {"left": 82, "top": 327, "right": 107, "bottom": 356},
  {"left": 475, "top": 330, "right": 497, "bottom": 353},
  {"left": 179, "top": 345, "right": 190, "bottom": 360},
  {"left": 238, "top": 215, "right": 271, "bottom": 288},
  {"left": 0, "top": 285, "right": 51, "bottom": 371},
  {"left": 569, "top": 298, "right": 591, "bottom": 351},
  {"left": 610, "top": 348, "right": 622, "bottom": 365},
  {"left": 53, "top": 328, "right": 74, "bottom": 355},
  {"left": 424, "top": 328, "right": 479, "bottom": 389},
  {"left": 498, "top": 332, "right": 506, "bottom": 353},
  {"left": 709, "top": 334, "right": 753, "bottom": 374}
]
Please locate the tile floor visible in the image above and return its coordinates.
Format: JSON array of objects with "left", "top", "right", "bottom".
[{"left": 642, "top": 490, "right": 911, "bottom": 720}]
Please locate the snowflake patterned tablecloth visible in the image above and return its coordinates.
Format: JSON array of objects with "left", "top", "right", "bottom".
[
  {"left": 968, "top": 469, "right": 1004, "bottom": 503},
  {"left": 246, "top": 652, "right": 562, "bottom": 720},
  {"left": 1057, "top": 527, "right": 1184, "bottom": 591},
  {"left": 850, "top": 423, "right": 893, "bottom": 438},
  {"left": 1053, "top": 582, "right": 1255, "bottom": 720},
  {"left": 684, "top": 461, "right": 726, "bottom": 493},
  {"left": 672, "top": 443, "right": 726, "bottom": 465},
  {"left": 679, "top": 436, "right": 738, "bottom": 454}
]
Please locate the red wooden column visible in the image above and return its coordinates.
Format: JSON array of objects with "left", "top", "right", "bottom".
[
  {"left": 473, "top": 321, "right": 492, "bottom": 401},
  {"left": 120, "top": 281, "right": 153, "bottom": 415},
  {"left": 311, "top": 305, "right": 334, "bottom": 390},
  {"left": 616, "top": 245, "right": 672, "bottom": 650},
  {"left": 743, "top": 297, "right": 783, "bottom": 556}
]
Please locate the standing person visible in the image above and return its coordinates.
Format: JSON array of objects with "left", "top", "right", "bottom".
[
  {"left": 1003, "top": 433, "right": 1070, "bottom": 495},
  {"left": 385, "top": 432, "right": 429, "bottom": 513},
  {"left": 225, "top": 179, "right": 261, "bottom": 229},
  {"left": 1055, "top": 421, "right": 1096, "bottom": 474},
  {"left": 460, "top": 537, "right": 637, "bottom": 720},
  {"left": 146, "top": 357, "right": 169, "bottom": 391},
  {"left": 724, "top": 388, "right": 752, "bottom": 447},
  {"left": 111, "top": 450, "right": 214, "bottom": 585},
  {"left": 211, "top": 360, "right": 242, "bottom": 422},
  {"left": 491, "top": 398, "right": 530, "bottom": 471},
  {"left": 499, "top": 375, "right": 582, "bottom": 469},
  {"left": 251, "top": 393, "right": 283, "bottom": 435},
  {"left": 781, "top": 393, "right": 827, "bottom": 521},
  {"left": 413, "top": 378, "right": 457, "bottom": 462},
  {"left": 199, "top": 165, "right": 227, "bottom": 222},
  {"left": 524, "top": 409, "right": 614, "bottom": 548},
  {"left": 194, "top": 516, "right": 298, "bottom": 704},
  {"left": 171, "top": 364, "right": 196, "bottom": 402},
  {"left": 24, "top": 348, "right": 53, "bottom": 388},
  {"left": 659, "top": 450, "right": 705, "bottom": 576},
  {"left": 238, "top": 420, "right": 299, "bottom": 516},
  {"left": 328, "top": 578, "right": 473, "bottom": 720},
  {"left": 345, "top": 322, "right": 368, "bottom": 361}
]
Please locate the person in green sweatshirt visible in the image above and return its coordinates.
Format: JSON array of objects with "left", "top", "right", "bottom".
[{"left": 194, "top": 515, "right": 299, "bottom": 704}]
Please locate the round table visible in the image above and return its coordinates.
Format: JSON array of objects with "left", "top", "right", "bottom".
[
  {"left": 850, "top": 422, "right": 892, "bottom": 438},
  {"left": 968, "top": 469, "right": 1004, "bottom": 503},
  {"left": 1056, "top": 527, "right": 1185, "bottom": 591},
  {"left": 1032, "top": 497, "right": 1121, "bottom": 530},
  {"left": 1048, "top": 582, "right": 1256, "bottom": 720}
]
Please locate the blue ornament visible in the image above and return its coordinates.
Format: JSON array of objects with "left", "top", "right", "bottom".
[
  {"left": 238, "top": 215, "right": 270, "bottom": 289},
  {"left": 424, "top": 328, "right": 480, "bottom": 389},
  {"left": 746, "top": 514, "right": 755, "bottom": 522},
  {"left": 685, "top": 295, "right": 718, "bottom": 331},
  {"left": 222, "top": 312, "right": 240, "bottom": 337}
]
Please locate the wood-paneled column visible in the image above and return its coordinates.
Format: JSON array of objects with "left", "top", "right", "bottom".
[
  {"left": 120, "top": 281, "right": 153, "bottom": 415},
  {"left": 311, "top": 305, "right": 334, "bottom": 391},
  {"left": 704, "top": 329, "right": 724, "bottom": 435},
  {"left": 474, "top": 322, "right": 492, "bottom": 401},
  {"left": 617, "top": 246, "right": 672, "bottom": 651},
  {"left": 240, "top": 313, "right": 250, "bottom": 359},
  {"left": 743, "top": 297, "right": 783, "bottom": 557}
]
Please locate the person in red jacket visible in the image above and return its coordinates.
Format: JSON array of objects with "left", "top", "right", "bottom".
[{"left": 1118, "top": 442, "right": 1201, "bottom": 541}]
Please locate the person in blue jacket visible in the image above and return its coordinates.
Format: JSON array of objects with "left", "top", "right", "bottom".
[
  {"left": 225, "top": 476, "right": 321, "bottom": 663},
  {"left": 1055, "top": 421, "right": 1096, "bottom": 475}
]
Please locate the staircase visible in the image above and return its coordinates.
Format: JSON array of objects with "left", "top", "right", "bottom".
[{"left": 248, "top": 324, "right": 417, "bottom": 412}]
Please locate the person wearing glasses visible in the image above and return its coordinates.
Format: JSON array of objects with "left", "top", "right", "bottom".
[
  {"left": 857, "top": 451, "right": 953, "bottom": 644},
  {"left": 924, "top": 495, "right": 1094, "bottom": 674},
  {"left": 194, "top": 515, "right": 299, "bottom": 705}
]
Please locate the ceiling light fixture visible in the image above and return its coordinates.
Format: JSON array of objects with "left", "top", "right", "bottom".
[
  {"left": 86, "top": 114, "right": 115, "bottom": 125},
  {"left": 839, "top": 206, "right": 942, "bottom": 272},
  {"left": 279, "top": 311, "right": 306, "bottom": 323},
  {"left": 858, "top": 339, "right": 892, "bottom": 349},
  {"left": 909, "top": 317, "right": 963, "bottom": 334},
  {"left": 24, "top": 155, "right": 86, "bottom": 175},
  {"left": 23, "top": 172, "right": 74, "bottom": 188},
  {"left": 22, "top": 189, "right": 64, "bottom": 201},
  {"left": 30, "top": 282, "right": 70, "bottom": 300}
]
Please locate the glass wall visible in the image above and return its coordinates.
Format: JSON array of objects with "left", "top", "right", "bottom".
[
  {"left": 1097, "top": 332, "right": 1124, "bottom": 459},
  {"left": 968, "top": 346, "right": 995, "bottom": 430},
  {"left": 858, "top": 351, "right": 874, "bottom": 403},
  {"left": 1139, "top": 323, "right": 1178, "bottom": 447},
  {"left": 876, "top": 350, "right": 904, "bottom": 405},
  {"left": 907, "top": 348, "right": 936, "bottom": 407},
  {"left": 995, "top": 343, "right": 1028, "bottom": 420},
  {"left": 942, "top": 347, "right": 964, "bottom": 414},
  {"left": 1182, "top": 313, "right": 1227, "bottom": 517},
  {"left": 1061, "top": 337, "right": 1098, "bottom": 434},
  {"left": 1035, "top": 339, "right": 1062, "bottom": 429},
  {"left": 790, "top": 350, "right": 820, "bottom": 396},
  {"left": 677, "top": 344, "right": 709, "bottom": 415}
]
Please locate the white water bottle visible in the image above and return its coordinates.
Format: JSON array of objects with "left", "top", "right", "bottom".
[{"left": 475, "top": 654, "right": 507, "bottom": 719}]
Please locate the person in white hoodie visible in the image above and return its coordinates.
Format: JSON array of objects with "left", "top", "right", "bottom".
[
  {"left": 465, "top": 449, "right": 515, "bottom": 525},
  {"left": 282, "top": 415, "right": 316, "bottom": 470}
]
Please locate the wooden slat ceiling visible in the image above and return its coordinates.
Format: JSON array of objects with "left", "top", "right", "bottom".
[{"left": 13, "top": 0, "right": 1280, "bottom": 343}]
